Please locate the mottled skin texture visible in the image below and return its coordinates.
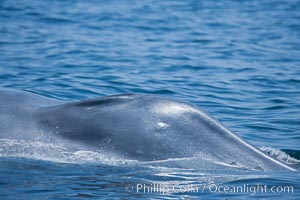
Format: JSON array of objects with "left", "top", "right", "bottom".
[{"left": 0, "top": 88, "right": 296, "bottom": 171}]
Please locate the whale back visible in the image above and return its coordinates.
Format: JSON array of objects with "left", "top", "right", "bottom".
[
  {"left": 35, "top": 94, "right": 295, "bottom": 171},
  {"left": 0, "top": 89, "right": 61, "bottom": 139}
]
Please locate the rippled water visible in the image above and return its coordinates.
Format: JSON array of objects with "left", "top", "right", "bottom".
[{"left": 0, "top": 0, "right": 300, "bottom": 199}]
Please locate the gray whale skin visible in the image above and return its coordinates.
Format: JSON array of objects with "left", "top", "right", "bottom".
[{"left": 0, "top": 88, "right": 295, "bottom": 171}]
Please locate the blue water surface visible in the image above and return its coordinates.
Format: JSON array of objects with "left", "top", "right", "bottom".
[{"left": 0, "top": 0, "right": 300, "bottom": 199}]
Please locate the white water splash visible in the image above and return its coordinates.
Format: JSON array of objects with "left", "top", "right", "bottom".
[
  {"left": 1, "top": 138, "right": 298, "bottom": 171},
  {"left": 259, "top": 146, "right": 300, "bottom": 164},
  {"left": 0, "top": 139, "right": 125, "bottom": 164}
]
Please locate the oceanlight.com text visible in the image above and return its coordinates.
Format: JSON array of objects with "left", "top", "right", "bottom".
[{"left": 124, "top": 183, "right": 294, "bottom": 196}]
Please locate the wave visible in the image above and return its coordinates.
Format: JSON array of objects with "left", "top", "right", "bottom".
[{"left": 259, "top": 146, "right": 300, "bottom": 166}]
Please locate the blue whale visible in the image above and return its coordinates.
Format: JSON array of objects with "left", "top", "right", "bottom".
[{"left": 0, "top": 88, "right": 295, "bottom": 171}]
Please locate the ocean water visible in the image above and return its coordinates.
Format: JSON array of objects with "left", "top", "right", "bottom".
[{"left": 0, "top": 0, "right": 300, "bottom": 199}]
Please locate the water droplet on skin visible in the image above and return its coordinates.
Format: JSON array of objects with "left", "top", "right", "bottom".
[{"left": 157, "top": 122, "right": 169, "bottom": 130}]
